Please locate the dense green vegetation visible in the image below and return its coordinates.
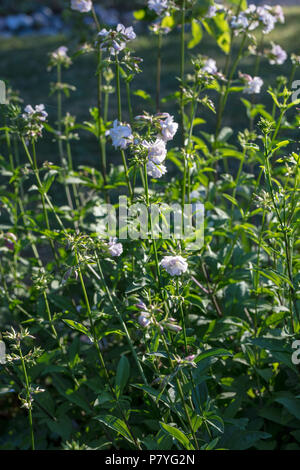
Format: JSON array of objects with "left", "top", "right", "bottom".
[{"left": 0, "top": 1, "right": 299, "bottom": 451}]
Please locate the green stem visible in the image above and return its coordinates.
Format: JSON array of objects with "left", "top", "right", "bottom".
[
  {"left": 156, "top": 32, "right": 162, "bottom": 113},
  {"left": 180, "top": 0, "right": 186, "bottom": 145},
  {"left": 177, "top": 278, "right": 188, "bottom": 355},
  {"left": 18, "top": 344, "right": 35, "bottom": 450},
  {"left": 115, "top": 56, "right": 133, "bottom": 198},
  {"left": 126, "top": 80, "right": 133, "bottom": 124},
  {"left": 143, "top": 163, "right": 161, "bottom": 290}
]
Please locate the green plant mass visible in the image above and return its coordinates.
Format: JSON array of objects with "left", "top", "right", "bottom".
[{"left": 0, "top": 0, "right": 300, "bottom": 451}]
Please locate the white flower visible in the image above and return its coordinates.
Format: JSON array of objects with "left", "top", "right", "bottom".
[
  {"left": 138, "top": 313, "right": 151, "bottom": 328},
  {"left": 148, "top": 0, "right": 169, "bottom": 16},
  {"left": 145, "top": 138, "right": 167, "bottom": 164},
  {"left": 22, "top": 104, "right": 48, "bottom": 138},
  {"left": 159, "top": 113, "right": 179, "bottom": 142},
  {"left": 269, "top": 43, "right": 287, "bottom": 65},
  {"left": 273, "top": 5, "right": 285, "bottom": 24},
  {"left": 108, "top": 120, "right": 133, "bottom": 149},
  {"left": 205, "top": 3, "right": 222, "bottom": 18},
  {"left": 23, "top": 104, "right": 48, "bottom": 121},
  {"left": 98, "top": 24, "right": 136, "bottom": 56},
  {"left": 258, "top": 8, "right": 276, "bottom": 34},
  {"left": 231, "top": 13, "right": 249, "bottom": 30},
  {"left": 111, "top": 40, "right": 126, "bottom": 55},
  {"left": 53, "top": 46, "right": 68, "bottom": 59},
  {"left": 160, "top": 255, "right": 188, "bottom": 276},
  {"left": 108, "top": 238, "right": 123, "bottom": 257},
  {"left": 265, "top": 5, "right": 285, "bottom": 24},
  {"left": 117, "top": 23, "right": 136, "bottom": 41},
  {"left": 189, "top": 188, "right": 201, "bottom": 200},
  {"left": 98, "top": 28, "right": 110, "bottom": 38},
  {"left": 70, "top": 0, "right": 92, "bottom": 13},
  {"left": 246, "top": 4, "right": 257, "bottom": 14},
  {"left": 147, "top": 161, "right": 167, "bottom": 179},
  {"left": 243, "top": 76, "right": 263, "bottom": 94},
  {"left": 202, "top": 58, "right": 218, "bottom": 75}
]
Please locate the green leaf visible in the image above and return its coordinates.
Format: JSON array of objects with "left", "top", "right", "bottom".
[
  {"left": 161, "top": 15, "right": 175, "bottom": 29},
  {"left": 194, "top": 348, "right": 232, "bottom": 363},
  {"left": 228, "top": 0, "right": 248, "bottom": 10},
  {"left": 160, "top": 422, "right": 194, "bottom": 450},
  {"left": 43, "top": 170, "right": 58, "bottom": 194},
  {"left": 133, "top": 9, "right": 146, "bottom": 20},
  {"left": 115, "top": 355, "right": 130, "bottom": 398},
  {"left": 275, "top": 395, "right": 300, "bottom": 420},
  {"left": 62, "top": 319, "right": 91, "bottom": 338},
  {"left": 133, "top": 89, "right": 152, "bottom": 101},
  {"left": 95, "top": 415, "right": 134, "bottom": 444},
  {"left": 202, "top": 14, "right": 231, "bottom": 54},
  {"left": 188, "top": 19, "right": 203, "bottom": 49}
]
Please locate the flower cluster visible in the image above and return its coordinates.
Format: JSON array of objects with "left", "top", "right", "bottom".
[
  {"left": 205, "top": 3, "right": 223, "bottom": 19},
  {"left": 202, "top": 58, "right": 218, "bottom": 75},
  {"left": 267, "top": 43, "right": 288, "bottom": 65},
  {"left": 108, "top": 237, "right": 123, "bottom": 257},
  {"left": 49, "top": 46, "right": 72, "bottom": 69},
  {"left": 98, "top": 24, "right": 136, "bottom": 56},
  {"left": 239, "top": 72, "right": 264, "bottom": 94},
  {"left": 231, "top": 3, "right": 285, "bottom": 35},
  {"left": 160, "top": 255, "right": 188, "bottom": 276},
  {"left": 148, "top": 0, "right": 169, "bottom": 16},
  {"left": 144, "top": 113, "right": 178, "bottom": 179},
  {"left": 21, "top": 104, "right": 48, "bottom": 139}
]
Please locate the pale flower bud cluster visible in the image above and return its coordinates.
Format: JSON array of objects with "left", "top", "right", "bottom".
[
  {"left": 49, "top": 46, "right": 72, "bottom": 69},
  {"left": 291, "top": 54, "right": 300, "bottom": 66}
]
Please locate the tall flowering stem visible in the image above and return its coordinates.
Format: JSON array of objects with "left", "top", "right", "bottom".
[
  {"left": 56, "top": 63, "right": 75, "bottom": 211},
  {"left": 143, "top": 163, "right": 161, "bottom": 290},
  {"left": 91, "top": 6, "right": 109, "bottom": 199},
  {"left": 180, "top": 0, "right": 186, "bottom": 143},
  {"left": 115, "top": 56, "right": 133, "bottom": 199},
  {"left": 18, "top": 343, "right": 35, "bottom": 450},
  {"left": 215, "top": 32, "right": 247, "bottom": 142},
  {"left": 156, "top": 32, "right": 162, "bottom": 112}
]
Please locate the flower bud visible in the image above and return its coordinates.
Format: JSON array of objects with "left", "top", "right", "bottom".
[
  {"left": 4, "top": 232, "right": 17, "bottom": 251},
  {"left": 164, "top": 323, "right": 182, "bottom": 333},
  {"left": 138, "top": 314, "right": 150, "bottom": 328}
]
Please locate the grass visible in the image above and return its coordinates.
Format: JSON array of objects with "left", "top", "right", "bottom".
[{"left": 0, "top": 6, "right": 300, "bottom": 169}]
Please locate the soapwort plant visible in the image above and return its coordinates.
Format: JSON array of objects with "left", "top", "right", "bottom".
[{"left": 0, "top": 0, "right": 299, "bottom": 451}]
